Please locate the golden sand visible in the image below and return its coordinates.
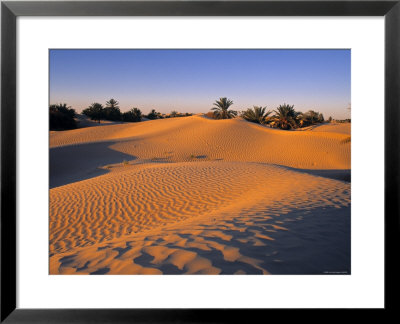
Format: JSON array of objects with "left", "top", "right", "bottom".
[{"left": 49, "top": 116, "right": 351, "bottom": 274}]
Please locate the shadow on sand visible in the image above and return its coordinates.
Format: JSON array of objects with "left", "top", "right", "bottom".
[
  {"left": 50, "top": 141, "right": 136, "bottom": 188},
  {"left": 52, "top": 201, "right": 350, "bottom": 274},
  {"left": 267, "top": 164, "right": 351, "bottom": 183},
  {"left": 131, "top": 205, "right": 350, "bottom": 275},
  {"left": 288, "top": 167, "right": 350, "bottom": 182}
]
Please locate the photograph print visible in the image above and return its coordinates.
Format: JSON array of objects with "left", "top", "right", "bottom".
[{"left": 49, "top": 49, "right": 351, "bottom": 275}]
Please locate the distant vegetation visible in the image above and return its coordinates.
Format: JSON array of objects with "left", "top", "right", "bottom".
[
  {"left": 165, "top": 111, "right": 192, "bottom": 118},
  {"left": 333, "top": 118, "right": 351, "bottom": 123},
  {"left": 50, "top": 97, "right": 347, "bottom": 131},
  {"left": 49, "top": 103, "right": 77, "bottom": 130},
  {"left": 122, "top": 108, "right": 142, "bottom": 122},
  {"left": 80, "top": 98, "right": 193, "bottom": 124},
  {"left": 50, "top": 98, "right": 196, "bottom": 131},
  {"left": 298, "top": 109, "right": 325, "bottom": 127},
  {"left": 146, "top": 109, "right": 159, "bottom": 120},
  {"left": 207, "top": 99, "right": 328, "bottom": 130},
  {"left": 239, "top": 103, "right": 327, "bottom": 130}
]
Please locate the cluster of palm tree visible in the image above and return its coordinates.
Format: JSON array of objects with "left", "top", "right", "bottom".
[
  {"left": 82, "top": 99, "right": 192, "bottom": 123},
  {"left": 242, "top": 104, "right": 325, "bottom": 130},
  {"left": 122, "top": 107, "right": 142, "bottom": 122},
  {"left": 83, "top": 99, "right": 179, "bottom": 123},
  {"left": 167, "top": 111, "right": 192, "bottom": 118},
  {"left": 210, "top": 98, "right": 325, "bottom": 130},
  {"left": 51, "top": 96, "right": 327, "bottom": 131},
  {"left": 49, "top": 103, "right": 77, "bottom": 130},
  {"left": 82, "top": 99, "right": 124, "bottom": 123}
]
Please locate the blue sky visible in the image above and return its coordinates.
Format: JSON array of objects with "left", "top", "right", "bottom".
[{"left": 50, "top": 49, "right": 351, "bottom": 119}]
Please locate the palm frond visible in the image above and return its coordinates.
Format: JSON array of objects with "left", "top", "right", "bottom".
[{"left": 211, "top": 97, "right": 235, "bottom": 119}]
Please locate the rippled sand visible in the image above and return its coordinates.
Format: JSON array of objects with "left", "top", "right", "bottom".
[{"left": 50, "top": 116, "right": 350, "bottom": 274}]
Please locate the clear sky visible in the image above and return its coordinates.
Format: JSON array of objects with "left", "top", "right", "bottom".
[{"left": 50, "top": 49, "right": 351, "bottom": 119}]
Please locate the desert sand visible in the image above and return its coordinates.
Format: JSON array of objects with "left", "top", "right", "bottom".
[{"left": 49, "top": 116, "right": 350, "bottom": 274}]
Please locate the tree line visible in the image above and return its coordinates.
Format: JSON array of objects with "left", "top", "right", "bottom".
[
  {"left": 82, "top": 99, "right": 141, "bottom": 123},
  {"left": 82, "top": 99, "right": 193, "bottom": 123},
  {"left": 49, "top": 97, "right": 340, "bottom": 131},
  {"left": 210, "top": 97, "right": 330, "bottom": 130},
  {"left": 49, "top": 99, "right": 194, "bottom": 130}
]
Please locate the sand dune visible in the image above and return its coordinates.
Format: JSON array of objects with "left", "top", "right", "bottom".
[
  {"left": 49, "top": 116, "right": 351, "bottom": 274},
  {"left": 50, "top": 116, "right": 350, "bottom": 187}
]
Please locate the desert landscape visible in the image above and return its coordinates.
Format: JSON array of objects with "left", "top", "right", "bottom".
[
  {"left": 49, "top": 113, "right": 350, "bottom": 274},
  {"left": 49, "top": 49, "right": 351, "bottom": 275}
]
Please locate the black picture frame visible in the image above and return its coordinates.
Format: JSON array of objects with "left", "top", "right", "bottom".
[{"left": 1, "top": 0, "right": 399, "bottom": 322}]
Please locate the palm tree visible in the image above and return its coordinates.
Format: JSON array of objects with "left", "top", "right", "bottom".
[
  {"left": 82, "top": 103, "right": 104, "bottom": 123},
  {"left": 131, "top": 108, "right": 142, "bottom": 121},
  {"left": 106, "top": 98, "right": 119, "bottom": 109},
  {"left": 122, "top": 107, "right": 142, "bottom": 122},
  {"left": 211, "top": 97, "right": 237, "bottom": 119},
  {"left": 103, "top": 98, "right": 121, "bottom": 121},
  {"left": 241, "top": 106, "right": 272, "bottom": 124},
  {"left": 270, "top": 104, "right": 299, "bottom": 130}
]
